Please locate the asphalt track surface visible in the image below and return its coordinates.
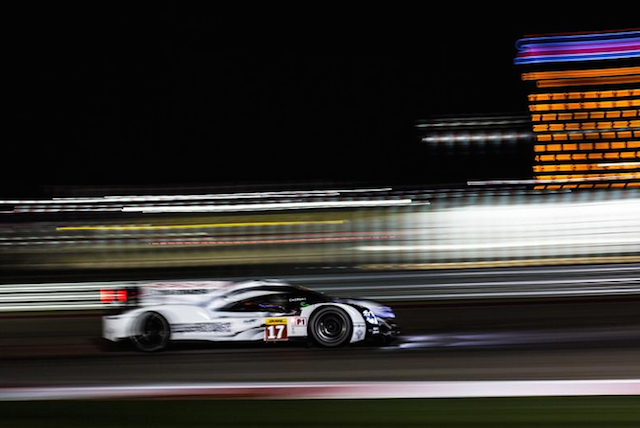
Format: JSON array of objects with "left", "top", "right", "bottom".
[
  {"left": 2, "top": 298, "right": 640, "bottom": 387},
  {"left": 0, "top": 300, "right": 640, "bottom": 386}
]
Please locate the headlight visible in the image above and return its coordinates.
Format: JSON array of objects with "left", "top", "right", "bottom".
[
  {"left": 362, "top": 309, "right": 378, "bottom": 325},
  {"left": 377, "top": 306, "right": 395, "bottom": 319}
]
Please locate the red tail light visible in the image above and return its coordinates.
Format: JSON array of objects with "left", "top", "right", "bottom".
[
  {"left": 100, "top": 289, "right": 115, "bottom": 302},
  {"left": 116, "top": 290, "right": 128, "bottom": 302},
  {"left": 101, "top": 288, "right": 129, "bottom": 303}
]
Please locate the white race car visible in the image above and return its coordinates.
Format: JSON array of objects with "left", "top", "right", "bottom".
[{"left": 102, "top": 279, "right": 399, "bottom": 351}]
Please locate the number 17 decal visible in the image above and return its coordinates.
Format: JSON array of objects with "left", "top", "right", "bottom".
[{"left": 264, "top": 318, "right": 288, "bottom": 341}]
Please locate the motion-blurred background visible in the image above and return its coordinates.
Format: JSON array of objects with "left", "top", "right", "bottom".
[{"left": 4, "top": 4, "right": 640, "bottom": 426}]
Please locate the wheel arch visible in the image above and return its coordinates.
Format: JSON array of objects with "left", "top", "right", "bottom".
[
  {"left": 121, "top": 305, "right": 211, "bottom": 338},
  {"left": 302, "top": 303, "right": 367, "bottom": 344},
  {"left": 129, "top": 310, "right": 172, "bottom": 352}
]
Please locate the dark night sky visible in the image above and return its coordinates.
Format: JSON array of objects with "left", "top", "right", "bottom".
[{"left": 4, "top": 5, "right": 639, "bottom": 192}]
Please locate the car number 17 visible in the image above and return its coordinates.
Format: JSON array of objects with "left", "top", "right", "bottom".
[{"left": 264, "top": 318, "right": 288, "bottom": 341}]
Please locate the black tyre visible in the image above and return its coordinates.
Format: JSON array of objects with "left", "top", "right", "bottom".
[
  {"left": 131, "top": 311, "right": 171, "bottom": 352},
  {"left": 309, "top": 306, "right": 353, "bottom": 348}
]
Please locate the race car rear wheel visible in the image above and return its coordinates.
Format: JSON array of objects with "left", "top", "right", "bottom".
[
  {"left": 131, "top": 311, "right": 171, "bottom": 352},
  {"left": 309, "top": 306, "right": 352, "bottom": 347}
]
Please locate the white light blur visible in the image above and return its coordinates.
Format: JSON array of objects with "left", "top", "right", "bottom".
[
  {"left": 416, "top": 117, "right": 530, "bottom": 128},
  {"left": 421, "top": 132, "right": 531, "bottom": 143},
  {"left": 597, "top": 162, "right": 640, "bottom": 168},
  {"left": 121, "top": 199, "right": 413, "bottom": 213},
  {"left": 357, "top": 234, "right": 640, "bottom": 252},
  {"left": 358, "top": 196, "right": 640, "bottom": 261},
  {"left": 0, "top": 188, "right": 393, "bottom": 205}
]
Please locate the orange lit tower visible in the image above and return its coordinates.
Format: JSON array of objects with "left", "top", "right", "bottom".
[{"left": 515, "top": 29, "right": 640, "bottom": 189}]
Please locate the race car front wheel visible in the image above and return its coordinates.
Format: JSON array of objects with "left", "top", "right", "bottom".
[
  {"left": 309, "top": 306, "right": 352, "bottom": 347},
  {"left": 131, "top": 311, "right": 171, "bottom": 352}
]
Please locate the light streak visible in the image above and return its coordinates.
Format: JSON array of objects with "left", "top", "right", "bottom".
[
  {"left": 535, "top": 75, "right": 640, "bottom": 88},
  {"left": 120, "top": 199, "right": 413, "bottom": 213},
  {"left": 522, "top": 65, "right": 640, "bottom": 81},
  {"left": 415, "top": 117, "right": 530, "bottom": 128},
  {"left": 515, "top": 29, "right": 640, "bottom": 65},
  {"left": 534, "top": 162, "right": 640, "bottom": 173},
  {"left": 356, "top": 234, "right": 640, "bottom": 252},
  {"left": 535, "top": 151, "right": 640, "bottom": 162},
  {"left": 7, "top": 199, "right": 414, "bottom": 214},
  {"left": 597, "top": 162, "right": 640, "bottom": 168},
  {"left": 532, "top": 172, "right": 640, "bottom": 181},
  {"left": 532, "top": 120, "right": 640, "bottom": 132},
  {"left": 532, "top": 110, "right": 640, "bottom": 121},
  {"left": 530, "top": 100, "right": 640, "bottom": 111},
  {"left": 0, "top": 188, "right": 393, "bottom": 205},
  {"left": 534, "top": 130, "right": 640, "bottom": 142},
  {"left": 468, "top": 173, "right": 640, "bottom": 184},
  {"left": 421, "top": 132, "right": 531, "bottom": 143},
  {"left": 56, "top": 220, "right": 347, "bottom": 231},
  {"left": 529, "top": 89, "right": 640, "bottom": 102},
  {"left": 149, "top": 235, "right": 396, "bottom": 246}
]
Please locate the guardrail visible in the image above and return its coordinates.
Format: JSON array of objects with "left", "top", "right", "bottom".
[
  {"left": 0, "top": 282, "right": 130, "bottom": 312},
  {"left": 3, "top": 265, "right": 640, "bottom": 312}
]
